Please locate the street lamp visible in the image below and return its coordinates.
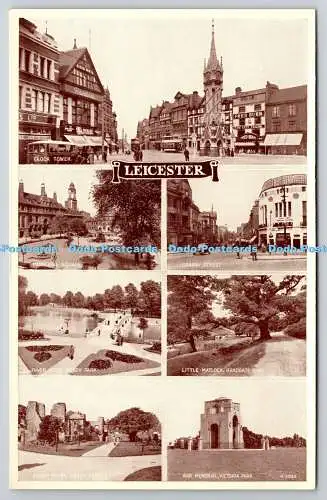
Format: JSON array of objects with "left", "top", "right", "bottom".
[{"left": 280, "top": 185, "right": 288, "bottom": 255}]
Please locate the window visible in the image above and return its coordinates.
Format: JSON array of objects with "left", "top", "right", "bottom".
[
  {"left": 63, "top": 97, "right": 68, "bottom": 122},
  {"left": 288, "top": 120, "right": 296, "bottom": 131},
  {"left": 239, "top": 118, "right": 245, "bottom": 126},
  {"left": 288, "top": 104, "right": 296, "bottom": 116},
  {"left": 255, "top": 116, "right": 261, "bottom": 124},
  {"left": 302, "top": 186, "right": 306, "bottom": 192},
  {"left": 47, "top": 60, "right": 52, "bottom": 80},
  {"left": 273, "top": 122, "right": 281, "bottom": 132},
  {"left": 31, "top": 90, "right": 37, "bottom": 111},
  {"left": 254, "top": 103, "right": 261, "bottom": 111},
  {"left": 288, "top": 201, "right": 292, "bottom": 217},
  {"left": 275, "top": 203, "right": 278, "bottom": 218},
  {"left": 24, "top": 50, "right": 31, "bottom": 72},
  {"left": 239, "top": 106, "right": 246, "bottom": 113},
  {"left": 19, "top": 86, "right": 22, "bottom": 109},
  {"left": 272, "top": 106, "right": 280, "bottom": 118},
  {"left": 40, "top": 57, "right": 45, "bottom": 77}
]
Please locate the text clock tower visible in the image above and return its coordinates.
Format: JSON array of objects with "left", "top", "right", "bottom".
[{"left": 201, "top": 20, "right": 224, "bottom": 157}]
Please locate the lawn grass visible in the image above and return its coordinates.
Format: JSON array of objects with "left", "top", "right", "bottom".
[
  {"left": 108, "top": 441, "right": 161, "bottom": 457},
  {"left": 18, "top": 345, "right": 71, "bottom": 374},
  {"left": 168, "top": 448, "right": 306, "bottom": 481},
  {"left": 19, "top": 441, "right": 103, "bottom": 457},
  {"left": 124, "top": 466, "right": 161, "bottom": 481},
  {"left": 73, "top": 349, "right": 160, "bottom": 375},
  {"left": 167, "top": 340, "right": 266, "bottom": 376}
]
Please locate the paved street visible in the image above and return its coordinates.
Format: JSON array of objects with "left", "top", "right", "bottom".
[
  {"left": 18, "top": 449, "right": 161, "bottom": 481},
  {"left": 168, "top": 252, "right": 306, "bottom": 271},
  {"left": 96, "top": 151, "right": 307, "bottom": 165}
]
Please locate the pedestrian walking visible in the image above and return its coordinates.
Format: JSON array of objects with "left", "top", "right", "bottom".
[
  {"left": 184, "top": 148, "right": 190, "bottom": 161},
  {"left": 251, "top": 247, "right": 257, "bottom": 261},
  {"left": 98, "top": 328, "right": 101, "bottom": 336},
  {"left": 68, "top": 345, "right": 75, "bottom": 360},
  {"left": 139, "top": 150, "right": 143, "bottom": 161}
]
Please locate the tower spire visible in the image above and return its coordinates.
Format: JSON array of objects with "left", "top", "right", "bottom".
[{"left": 206, "top": 19, "right": 219, "bottom": 71}]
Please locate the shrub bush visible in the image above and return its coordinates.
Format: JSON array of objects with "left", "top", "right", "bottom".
[
  {"left": 145, "top": 342, "right": 161, "bottom": 354},
  {"left": 88, "top": 359, "right": 112, "bottom": 370},
  {"left": 34, "top": 351, "right": 52, "bottom": 363},
  {"left": 284, "top": 317, "right": 306, "bottom": 339}
]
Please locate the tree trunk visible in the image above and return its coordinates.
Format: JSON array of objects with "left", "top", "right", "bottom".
[
  {"left": 134, "top": 253, "right": 140, "bottom": 265},
  {"left": 258, "top": 320, "right": 271, "bottom": 340}
]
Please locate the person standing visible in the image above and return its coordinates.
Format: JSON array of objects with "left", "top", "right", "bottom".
[{"left": 184, "top": 148, "right": 190, "bottom": 161}]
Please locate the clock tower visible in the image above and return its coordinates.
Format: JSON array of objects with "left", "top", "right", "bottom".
[{"left": 200, "top": 20, "right": 224, "bottom": 157}]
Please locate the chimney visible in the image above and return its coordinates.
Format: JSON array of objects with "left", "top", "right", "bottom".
[
  {"left": 235, "top": 87, "right": 242, "bottom": 95},
  {"left": 19, "top": 180, "right": 24, "bottom": 194},
  {"left": 193, "top": 91, "right": 198, "bottom": 95},
  {"left": 41, "top": 183, "right": 46, "bottom": 197},
  {"left": 73, "top": 38, "right": 77, "bottom": 49},
  {"left": 53, "top": 192, "right": 57, "bottom": 202}
]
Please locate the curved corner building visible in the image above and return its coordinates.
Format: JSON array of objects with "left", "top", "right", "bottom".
[{"left": 258, "top": 173, "right": 307, "bottom": 248}]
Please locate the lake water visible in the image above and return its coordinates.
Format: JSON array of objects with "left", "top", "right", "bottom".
[{"left": 20, "top": 307, "right": 100, "bottom": 338}]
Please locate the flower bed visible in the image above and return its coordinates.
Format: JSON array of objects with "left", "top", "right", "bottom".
[
  {"left": 105, "top": 350, "right": 143, "bottom": 363},
  {"left": 19, "top": 345, "right": 71, "bottom": 374},
  {"left": 26, "top": 345, "right": 65, "bottom": 352},
  {"left": 34, "top": 351, "right": 52, "bottom": 363},
  {"left": 88, "top": 359, "right": 112, "bottom": 370},
  {"left": 18, "top": 329, "right": 45, "bottom": 341},
  {"left": 73, "top": 349, "right": 160, "bottom": 376}
]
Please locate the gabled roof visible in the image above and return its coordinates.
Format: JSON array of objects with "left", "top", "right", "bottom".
[
  {"left": 59, "top": 47, "right": 104, "bottom": 94},
  {"left": 149, "top": 105, "right": 162, "bottom": 119},
  {"left": 267, "top": 85, "right": 307, "bottom": 104}
]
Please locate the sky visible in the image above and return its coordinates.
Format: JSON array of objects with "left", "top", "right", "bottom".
[
  {"left": 189, "top": 166, "right": 306, "bottom": 231},
  {"left": 19, "top": 167, "right": 98, "bottom": 215},
  {"left": 19, "top": 377, "right": 306, "bottom": 438},
  {"left": 20, "top": 269, "right": 161, "bottom": 295},
  {"left": 19, "top": 376, "right": 163, "bottom": 422},
  {"left": 164, "top": 378, "right": 307, "bottom": 441},
  {"left": 25, "top": 11, "right": 309, "bottom": 139}
]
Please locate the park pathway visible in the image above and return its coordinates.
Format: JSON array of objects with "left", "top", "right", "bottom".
[{"left": 82, "top": 442, "right": 116, "bottom": 457}]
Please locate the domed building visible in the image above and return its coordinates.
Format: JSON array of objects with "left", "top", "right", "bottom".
[{"left": 258, "top": 173, "right": 307, "bottom": 248}]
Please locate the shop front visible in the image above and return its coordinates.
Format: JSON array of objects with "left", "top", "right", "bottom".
[{"left": 19, "top": 111, "right": 59, "bottom": 163}]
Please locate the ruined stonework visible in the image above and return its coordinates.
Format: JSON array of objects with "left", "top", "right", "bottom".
[
  {"left": 50, "top": 402, "right": 66, "bottom": 422},
  {"left": 200, "top": 397, "right": 244, "bottom": 449},
  {"left": 25, "top": 401, "right": 45, "bottom": 442}
]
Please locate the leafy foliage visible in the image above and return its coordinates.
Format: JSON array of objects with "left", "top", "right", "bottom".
[{"left": 107, "top": 408, "right": 160, "bottom": 442}]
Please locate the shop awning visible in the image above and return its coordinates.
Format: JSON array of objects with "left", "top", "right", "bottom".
[
  {"left": 64, "top": 135, "right": 89, "bottom": 146},
  {"left": 84, "top": 136, "right": 104, "bottom": 146},
  {"left": 263, "top": 133, "right": 303, "bottom": 146},
  {"left": 235, "top": 142, "right": 256, "bottom": 146}
]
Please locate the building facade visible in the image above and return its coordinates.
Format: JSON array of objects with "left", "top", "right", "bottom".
[
  {"left": 167, "top": 179, "right": 218, "bottom": 245},
  {"left": 58, "top": 40, "right": 104, "bottom": 149},
  {"left": 264, "top": 85, "right": 307, "bottom": 155},
  {"left": 136, "top": 24, "right": 307, "bottom": 156},
  {"left": 258, "top": 174, "right": 307, "bottom": 248},
  {"left": 200, "top": 398, "right": 244, "bottom": 449},
  {"left": 18, "top": 180, "right": 84, "bottom": 238},
  {"left": 99, "top": 87, "right": 118, "bottom": 149},
  {"left": 19, "top": 18, "right": 61, "bottom": 162}
]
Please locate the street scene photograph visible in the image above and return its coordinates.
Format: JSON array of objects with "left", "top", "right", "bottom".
[
  {"left": 18, "top": 271, "right": 162, "bottom": 376},
  {"left": 18, "top": 168, "right": 161, "bottom": 270},
  {"left": 16, "top": 12, "right": 309, "bottom": 164},
  {"left": 166, "top": 378, "right": 306, "bottom": 482},
  {"left": 17, "top": 376, "right": 162, "bottom": 482},
  {"left": 167, "top": 274, "right": 306, "bottom": 377},
  {"left": 167, "top": 169, "right": 307, "bottom": 271}
]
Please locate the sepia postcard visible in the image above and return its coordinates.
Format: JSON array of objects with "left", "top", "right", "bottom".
[{"left": 9, "top": 8, "right": 315, "bottom": 490}]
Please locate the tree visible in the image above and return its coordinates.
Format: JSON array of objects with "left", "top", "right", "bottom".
[
  {"left": 107, "top": 407, "right": 160, "bottom": 442},
  {"left": 62, "top": 291, "right": 74, "bottom": 307},
  {"left": 25, "top": 291, "right": 38, "bottom": 307},
  {"left": 92, "top": 173, "right": 161, "bottom": 264},
  {"left": 167, "top": 276, "right": 219, "bottom": 347},
  {"left": 18, "top": 275, "right": 28, "bottom": 316},
  {"left": 140, "top": 280, "right": 161, "bottom": 317},
  {"left": 137, "top": 317, "right": 148, "bottom": 341},
  {"left": 49, "top": 293, "right": 62, "bottom": 305},
  {"left": 68, "top": 217, "right": 88, "bottom": 237},
  {"left": 49, "top": 215, "right": 71, "bottom": 236},
  {"left": 105, "top": 285, "right": 125, "bottom": 310},
  {"left": 221, "top": 275, "right": 305, "bottom": 341},
  {"left": 125, "top": 283, "right": 139, "bottom": 311},
  {"left": 72, "top": 291, "right": 85, "bottom": 309},
  {"left": 39, "top": 293, "right": 51, "bottom": 306},
  {"left": 37, "top": 415, "right": 64, "bottom": 451}
]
